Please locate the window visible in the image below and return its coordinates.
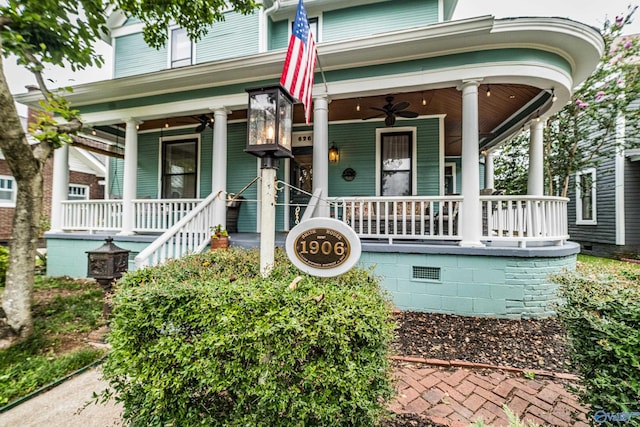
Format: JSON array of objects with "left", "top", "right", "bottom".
[
  {"left": 0, "top": 176, "right": 16, "bottom": 206},
  {"left": 162, "top": 138, "right": 198, "bottom": 199},
  {"left": 170, "top": 27, "right": 193, "bottom": 68},
  {"left": 576, "top": 168, "right": 596, "bottom": 224},
  {"left": 68, "top": 184, "right": 89, "bottom": 200},
  {"left": 444, "top": 162, "right": 456, "bottom": 195},
  {"left": 380, "top": 131, "right": 413, "bottom": 196},
  {"left": 292, "top": 17, "right": 319, "bottom": 42}
]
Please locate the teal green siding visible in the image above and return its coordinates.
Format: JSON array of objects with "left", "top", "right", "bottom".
[
  {"left": 327, "top": 118, "right": 441, "bottom": 197},
  {"left": 359, "top": 252, "right": 577, "bottom": 319},
  {"left": 322, "top": 0, "right": 438, "bottom": 43},
  {"left": 114, "top": 33, "right": 167, "bottom": 78},
  {"left": 108, "top": 157, "right": 125, "bottom": 198},
  {"left": 197, "top": 12, "right": 260, "bottom": 63},
  {"left": 137, "top": 132, "right": 160, "bottom": 198},
  {"left": 226, "top": 123, "right": 258, "bottom": 232},
  {"left": 269, "top": 18, "right": 289, "bottom": 50}
]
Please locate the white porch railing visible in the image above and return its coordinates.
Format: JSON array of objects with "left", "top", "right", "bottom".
[
  {"left": 328, "top": 196, "right": 463, "bottom": 243},
  {"left": 61, "top": 199, "right": 203, "bottom": 233},
  {"left": 134, "top": 192, "right": 221, "bottom": 268},
  {"left": 480, "top": 195, "right": 569, "bottom": 247},
  {"left": 133, "top": 199, "right": 202, "bottom": 232},
  {"left": 61, "top": 200, "right": 123, "bottom": 232}
]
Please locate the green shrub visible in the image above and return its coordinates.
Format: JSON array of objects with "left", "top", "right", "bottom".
[
  {"left": 554, "top": 263, "right": 640, "bottom": 417},
  {"left": 102, "top": 248, "right": 396, "bottom": 426},
  {"left": 0, "top": 245, "right": 8, "bottom": 286}
]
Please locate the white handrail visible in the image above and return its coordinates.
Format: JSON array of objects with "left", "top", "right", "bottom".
[
  {"left": 61, "top": 200, "right": 123, "bottom": 232},
  {"left": 134, "top": 192, "right": 222, "bottom": 268}
]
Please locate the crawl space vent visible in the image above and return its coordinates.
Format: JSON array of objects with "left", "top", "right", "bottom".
[{"left": 412, "top": 266, "right": 441, "bottom": 281}]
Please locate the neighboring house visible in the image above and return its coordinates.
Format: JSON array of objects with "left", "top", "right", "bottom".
[
  {"left": 15, "top": 0, "right": 604, "bottom": 318},
  {"left": 0, "top": 116, "right": 106, "bottom": 243},
  {"left": 568, "top": 99, "right": 640, "bottom": 258}
]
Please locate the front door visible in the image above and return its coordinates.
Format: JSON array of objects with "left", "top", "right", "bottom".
[{"left": 289, "top": 146, "right": 313, "bottom": 228}]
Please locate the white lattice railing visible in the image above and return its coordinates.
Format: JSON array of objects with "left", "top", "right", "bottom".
[
  {"left": 61, "top": 200, "right": 123, "bottom": 232},
  {"left": 328, "top": 196, "right": 463, "bottom": 243},
  {"left": 134, "top": 192, "right": 221, "bottom": 268},
  {"left": 480, "top": 195, "right": 569, "bottom": 246}
]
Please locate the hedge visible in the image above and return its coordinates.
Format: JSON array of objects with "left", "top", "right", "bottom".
[
  {"left": 554, "top": 263, "right": 640, "bottom": 420},
  {"left": 102, "top": 248, "right": 396, "bottom": 426}
]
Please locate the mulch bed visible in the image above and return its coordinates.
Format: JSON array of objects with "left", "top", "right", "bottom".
[{"left": 392, "top": 311, "right": 571, "bottom": 373}]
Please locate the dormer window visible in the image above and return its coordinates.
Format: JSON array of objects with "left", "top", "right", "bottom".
[{"left": 170, "top": 27, "right": 193, "bottom": 68}]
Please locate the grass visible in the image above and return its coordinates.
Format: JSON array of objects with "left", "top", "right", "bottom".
[{"left": 0, "top": 276, "right": 106, "bottom": 407}]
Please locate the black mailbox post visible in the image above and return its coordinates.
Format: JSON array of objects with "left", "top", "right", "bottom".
[{"left": 87, "top": 237, "right": 130, "bottom": 318}]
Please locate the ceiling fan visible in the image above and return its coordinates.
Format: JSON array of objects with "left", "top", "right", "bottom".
[
  {"left": 193, "top": 114, "right": 215, "bottom": 133},
  {"left": 363, "top": 96, "right": 419, "bottom": 126}
]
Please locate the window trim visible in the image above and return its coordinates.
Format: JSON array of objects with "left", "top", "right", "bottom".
[
  {"left": 68, "top": 184, "right": 90, "bottom": 201},
  {"left": 168, "top": 26, "right": 195, "bottom": 68},
  {"left": 375, "top": 127, "right": 417, "bottom": 196},
  {"left": 444, "top": 162, "right": 457, "bottom": 195},
  {"left": 576, "top": 168, "right": 597, "bottom": 225},
  {"left": 158, "top": 134, "right": 201, "bottom": 199},
  {"left": 289, "top": 15, "right": 321, "bottom": 43},
  {"left": 0, "top": 175, "right": 17, "bottom": 207}
]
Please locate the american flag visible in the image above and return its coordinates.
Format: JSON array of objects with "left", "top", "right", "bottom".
[{"left": 280, "top": 0, "right": 317, "bottom": 125}]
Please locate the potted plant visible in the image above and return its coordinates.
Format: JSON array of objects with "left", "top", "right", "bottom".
[{"left": 210, "top": 224, "right": 229, "bottom": 250}]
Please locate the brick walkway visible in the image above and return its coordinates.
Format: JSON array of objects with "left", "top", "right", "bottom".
[{"left": 390, "top": 359, "right": 589, "bottom": 427}]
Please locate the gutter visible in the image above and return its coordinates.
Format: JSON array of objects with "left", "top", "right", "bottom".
[{"left": 260, "top": 1, "right": 280, "bottom": 53}]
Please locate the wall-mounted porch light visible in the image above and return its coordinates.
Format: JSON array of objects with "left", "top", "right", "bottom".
[{"left": 328, "top": 142, "right": 339, "bottom": 163}]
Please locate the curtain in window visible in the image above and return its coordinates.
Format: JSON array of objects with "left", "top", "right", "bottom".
[{"left": 381, "top": 133, "right": 411, "bottom": 196}]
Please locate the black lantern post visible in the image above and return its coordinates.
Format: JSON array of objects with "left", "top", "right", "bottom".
[
  {"left": 86, "top": 237, "right": 130, "bottom": 318},
  {"left": 245, "top": 85, "right": 295, "bottom": 276}
]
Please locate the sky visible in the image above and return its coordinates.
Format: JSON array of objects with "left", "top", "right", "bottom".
[{"left": 5, "top": 0, "right": 640, "bottom": 115}]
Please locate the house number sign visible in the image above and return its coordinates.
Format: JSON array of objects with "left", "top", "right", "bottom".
[{"left": 286, "top": 217, "right": 361, "bottom": 277}]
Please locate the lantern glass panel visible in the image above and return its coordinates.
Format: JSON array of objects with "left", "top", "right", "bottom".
[
  {"left": 278, "top": 92, "right": 292, "bottom": 151},
  {"left": 248, "top": 92, "right": 277, "bottom": 146}
]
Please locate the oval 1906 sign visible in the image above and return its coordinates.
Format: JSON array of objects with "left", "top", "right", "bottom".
[{"left": 285, "top": 217, "right": 361, "bottom": 277}]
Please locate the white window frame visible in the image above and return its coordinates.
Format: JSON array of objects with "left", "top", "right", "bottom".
[
  {"left": 375, "top": 127, "right": 417, "bottom": 196},
  {"left": 68, "top": 184, "right": 90, "bottom": 201},
  {"left": 168, "top": 26, "right": 195, "bottom": 68},
  {"left": 0, "top": 175, "right": 17, "bottom": 207},
  {"left": 157, "top": 134, "right": 202, "bottom": 199},
  {"left": 289, "top": 15, "right": 321, "bottom": 43},
  {"left": 576, "top": 168, "right": 597, "bottom": 225},
  {"left": 444, "top": 162, "right": 457, "bottom": 195}
]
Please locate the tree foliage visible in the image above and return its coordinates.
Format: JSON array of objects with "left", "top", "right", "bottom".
[
  {"left": 0, "top": 0, "right": 259, "bottom": 343},
  {"left": 495, "top": 6, "right": 640, "bottom": 197}
]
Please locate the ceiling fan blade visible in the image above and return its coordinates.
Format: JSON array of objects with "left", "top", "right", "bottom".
[
  {"left": 385, "top": 116, "right": 396, "bottom": 126},
  {"left": 362, "top": 113, "right": 385, "bottom": 120},
  {"left": 369, "top": 106, "right": 388, "bottom": 113},
  {"left": 391, "top": 101, "right": 410, "bottom": 111},
  {"left": 396, "top": 111, "right": 419, "bottom": 118},
  {"left": 195, "top": 122, "right": 207, "bottom": 133}
]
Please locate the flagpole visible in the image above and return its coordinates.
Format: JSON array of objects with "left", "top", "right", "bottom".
[{"left": 315, "top": 52, "right": 329, "bottom": 95}]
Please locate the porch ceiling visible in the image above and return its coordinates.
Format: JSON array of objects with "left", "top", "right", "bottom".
[{"left": 136, "top": 83, "right": 542, "bottom": 156}]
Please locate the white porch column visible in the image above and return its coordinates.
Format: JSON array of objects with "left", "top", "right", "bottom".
[
  {"left": 212, "top": 108, "right": 229, "bottom": 227},
  {"left": 459, "top": 80, "right": 484, "bottom": 247},
  {"left": 49, "top": 143, "right": 69, "bottom": 232},
  {"left": 119, "top": 119, "right": 139, "bottom": 235},
  {"left": 527, "top": 120, "right": 544, "bottom": 196},
  {"left": 312, "top": 96, "right": 329, "bottom": 217},
  {"left": 484, "top": 150, "right": 495, "bottom": 190}
]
